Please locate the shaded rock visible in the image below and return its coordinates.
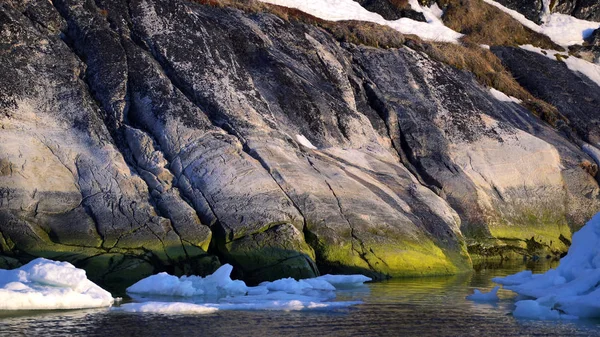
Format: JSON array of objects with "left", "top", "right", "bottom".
[
  {"left": 0, "top": 0, "right": 212, "bottom": 286},
  {"left": 492, "top": 47, "right": 600, "bottom": 144},
  {"left": 353, "top": 44, "right": 600, "bottom": 257},
  {"left": 491, "top": 0, "right": 544, "bottom": 24},
  {"left": 551, "top": 0, "right": 600, "bottom": 22}
]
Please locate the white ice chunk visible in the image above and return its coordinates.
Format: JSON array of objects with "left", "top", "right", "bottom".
[
  {"left": 495, "top": 212, "right": 600, "bottom": 319},
  {"left": 513, "top": 300, "right": 561, "bottom": 320},
  {"left": 258, "top": 0, "right": 463, "bottom": 43},
  {"left": 115, "top": 302, "right": 218, "bottom": 314},
  {"left": 263, "top": 278, "right": 314, "bottom": 293},
  {"left": 124, "top": 265, "right": 369, "bottom": 313},
  {"left": 466, "top": 286, "right": 499, "bottom": 302},
  {"left": 0, "top": 258, "right": 113, "bottom": 310},
  {"left": 127, "top": 264, "right": 248, "bottom": 298},
  {"left": 492, "top": 270, "right": 533, "bottom": 286},
  {"left": 114, "top": 299, "right": 361, "bottom": 314},
  {"left": 314, "top": 274, "right": 372, "bottom": 288},
  {"left": 126, "top": 272, "right": 202, "bottom": 297},
  {"left": 489, "top": 88, "right": 522, "bottom": 104}
]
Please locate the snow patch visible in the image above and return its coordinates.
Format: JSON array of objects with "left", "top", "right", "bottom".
[
  {"left": 489, "top": 88, "right": 522, "bottom": 104},
  {"left": 296, "top": 134, "right": 317, "bottom": 150},
  {"left": 0, "top": 258, "right": 114, "bottom": 310},
  {"left": 494, "top": 212, "right": 600, "bottom": 319},
  {"left": 520, "top": 45, "right": 600, "bottom": 88},
  {"left": 258, "top": 0, "right": 463, "bottom": 43},
  {"left": 482, "top": 0, "right": 599, "bottom": 47},
  {"left": 121, "top": 263, "right": 371, "bottom": 314}
]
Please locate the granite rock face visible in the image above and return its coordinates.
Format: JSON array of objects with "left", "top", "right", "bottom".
[{"left": 1, "top": 0, "right": 600, "bottom": 285}]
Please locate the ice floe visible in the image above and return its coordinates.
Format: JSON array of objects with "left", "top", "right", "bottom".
[
  {"left": 121, "top": 264, "right": 370, "bottom": 314},
  {"left": 0, "top": 258, "right": 113, "bottom": 310},
  {"left": 494, "top": 212, "right": 600, "bottom": 319},
  {"left": 466, "top": 286, "right": 500, "bottom": 302},
  {"left": 127, "top": 264, "right": 247, "bottom": 298}
]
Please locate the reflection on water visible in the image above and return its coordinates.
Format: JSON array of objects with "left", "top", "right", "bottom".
[{"left": 2, "top": 260, "right": 600, "bottom": 336}]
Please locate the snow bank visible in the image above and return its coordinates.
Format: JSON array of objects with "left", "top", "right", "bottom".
[
  {"left": 122, "top": 263, "right": 371, "bottom": 314},
  {"left": 482, "top": 0, "right": 599, "bottom": 47},
  {"left": 494, "top": 212, "right": 600, "bottom": 319},
  {"left": 258, "top": 0, "right": 463, "bottom": 43},
  {"left": 520, "top": 45, "right": 600, "bottom": 88},
  {"left": 0, "top": 258, "right": 113, "bottom": 310},
  {"left": 489, "top": 88, "right": 522, "bottom": 104},
  {"left": 466, "top": 286, "right": 499, "bottom": 302}
]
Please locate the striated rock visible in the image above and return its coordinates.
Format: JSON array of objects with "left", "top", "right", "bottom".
[
  {"left": 492, "top": 47, "right": 600, "bottom": 144},
  {"left": 1, "top": 0, "right": 600, "bottom": 286},
  {"left": 353, "top": 45, "right": 600, "bottom": 258},
  {"left": 0, "top": 0, "right": 216, "bottom": 289}
]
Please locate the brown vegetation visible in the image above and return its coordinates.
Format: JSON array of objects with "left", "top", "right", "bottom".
[
  {"left": 438, "top": 0, "right": 562, "bottom": 50},
  {"left": 419, "top": 41, "right": 564, "bottom": 125},
  {"left": 324, "top": 21, "right": 406, "bottom": 48},
  {"left": 580, "top": 160, "right": 599, "bottom": 177},
  {"left": 189, "top": 0, "right": 564, "bottom": 125},
  {"left": 191, "top": 0, "right": 405, "bottom": 48}
]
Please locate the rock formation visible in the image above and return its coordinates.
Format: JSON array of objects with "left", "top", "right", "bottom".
[{"left": 1, "top": 0, "right": 600, "bottom": 287}]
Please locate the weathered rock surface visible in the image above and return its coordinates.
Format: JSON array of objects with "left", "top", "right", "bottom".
[
  {"left": 1, "top": 0, "right": 600, "bottom": 286},
  {"left": 353, "top": 44, "right": 600, "bottom": 258}
]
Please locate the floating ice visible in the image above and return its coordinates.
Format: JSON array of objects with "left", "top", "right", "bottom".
[
  {"left": 122, "top": 264, "right": 371, "bottom": 314},
  {"left": 0, "top": 258, "right": 113, "bottom": 310},
  {"left": 127, "top": 264, "right": 247, "bottom": 298},
  {"left": 114, "top": 299, "right": 362, "bottom": 314},
  {"left": 494, "top": 212, "right": 600, "bottom": 319},
  {"left": 314, "top": 274, "right": 372, "bottom": 288},
  {"left": 258, "top": 0, "right": 463, "bottom": 43},
  {"left": 466, "top": 286, "right": 500, "bottom": 302},
  {"left": 115, "top": 302, "right": 218, "bottom": 314}
]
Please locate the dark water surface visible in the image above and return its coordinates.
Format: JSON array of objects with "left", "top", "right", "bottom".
[{"left": 2, "top": 260, "right": 600, "bottom": 337}]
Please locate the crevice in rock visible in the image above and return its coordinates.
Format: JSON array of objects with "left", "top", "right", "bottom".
[
  {"left": 305, "top": 157, "right": 380, "bottom": 273},
  {"left": 361, "top": 80, "right": 444, "bottom": 192},
  {"left": 241, "top": 144, "right": 308, "bottom": 229}
]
